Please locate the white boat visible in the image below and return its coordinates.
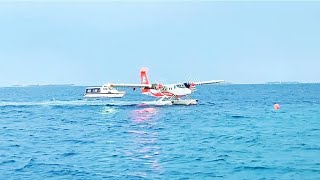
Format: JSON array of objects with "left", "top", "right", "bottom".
[{"left": 84, "top": 85, "right": 125, "bottom": 98}]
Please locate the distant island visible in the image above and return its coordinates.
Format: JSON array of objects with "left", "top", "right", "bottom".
[
  {"left": 11, "top": 84, "right": 75, "bottom": 87},
  {"left": 265, "top": 81, "right": 301, "bottom": 84}
]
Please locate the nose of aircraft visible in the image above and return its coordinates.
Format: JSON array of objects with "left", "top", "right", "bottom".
[{"left": 173, "top": 86, "right": 192, "bottom": 96}]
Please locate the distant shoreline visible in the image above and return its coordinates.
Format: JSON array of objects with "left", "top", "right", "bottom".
[{"left": 9, "top": 84, "right": 75, "bottom": 87}]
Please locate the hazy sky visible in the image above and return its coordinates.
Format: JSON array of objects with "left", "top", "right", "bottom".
[{"left": 0, "top": 1, "right": 319, "bottom": 86}]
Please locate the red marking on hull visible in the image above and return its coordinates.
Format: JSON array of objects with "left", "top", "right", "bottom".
[{"left": 142, "top": 89, "right": 175, "bottom": 97}]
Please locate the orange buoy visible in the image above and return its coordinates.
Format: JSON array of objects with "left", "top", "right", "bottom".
[{"left": 274, "top": 103, "right": 280, "bottom": 110}]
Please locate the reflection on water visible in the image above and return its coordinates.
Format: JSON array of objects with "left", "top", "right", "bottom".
[
  {"left": 126, "top": 107, "right": 163, "bottom": 178},
  {"left": 130, "top": 107, "right": 158, "bottom": 123}
]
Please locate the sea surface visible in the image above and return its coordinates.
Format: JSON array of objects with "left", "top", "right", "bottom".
[{"left": 0, "top": 84, "right": 319, "bottom": 179}]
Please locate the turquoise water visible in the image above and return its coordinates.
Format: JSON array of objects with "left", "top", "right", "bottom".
[{"left": 0, "top": 84, "right": 319, "bottom": 179}]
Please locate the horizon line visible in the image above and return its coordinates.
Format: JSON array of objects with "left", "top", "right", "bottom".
[{"left": 1, "top": 81, "right": 320, "bottom": 88}]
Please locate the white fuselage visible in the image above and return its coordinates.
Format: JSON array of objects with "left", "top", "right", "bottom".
[
  {"left": 163, "top": 85, "right": 192, "bottom": 96},
  {"left": 142, "top": 84, "right": 192, "bottom": 97}
]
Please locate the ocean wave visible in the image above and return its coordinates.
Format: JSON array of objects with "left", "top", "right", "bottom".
[
  {"left": 0, "top": 160, "right": 16, "bottom": 165},
  {"left": 0, "top": 100, "right": 142, "bottom": 107}
]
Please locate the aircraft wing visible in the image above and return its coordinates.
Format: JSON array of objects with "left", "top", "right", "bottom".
[
  {"left": 174, "top": 80, "right": 224, "bottom": 86},
  {"left": 193, "top": 80, "right": 225, "bottom": 85},
  {"left": 105, "top": 83, "right": 152, "bottom": 88}
]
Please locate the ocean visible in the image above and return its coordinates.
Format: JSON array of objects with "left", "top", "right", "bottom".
[{"left": 0, "top": 84, "right": 319, "bottom": 179}]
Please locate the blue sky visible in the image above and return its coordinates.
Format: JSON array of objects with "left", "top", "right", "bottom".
[{"left": 0, "top": 1, "right": 319, "bottom": 86}]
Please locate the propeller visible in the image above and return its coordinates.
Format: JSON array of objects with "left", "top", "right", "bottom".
[{"left": 183, "top": 81, "right": 196, "bottom": 91}]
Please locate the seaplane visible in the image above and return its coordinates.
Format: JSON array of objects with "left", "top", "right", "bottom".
[{"left": 84, "top": 68, "right": 224, "bottom": 105}]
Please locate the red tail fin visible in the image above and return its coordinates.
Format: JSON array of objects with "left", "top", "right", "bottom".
[{"left": 140, "top": 68, "right": 149, "bottom": 84}]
